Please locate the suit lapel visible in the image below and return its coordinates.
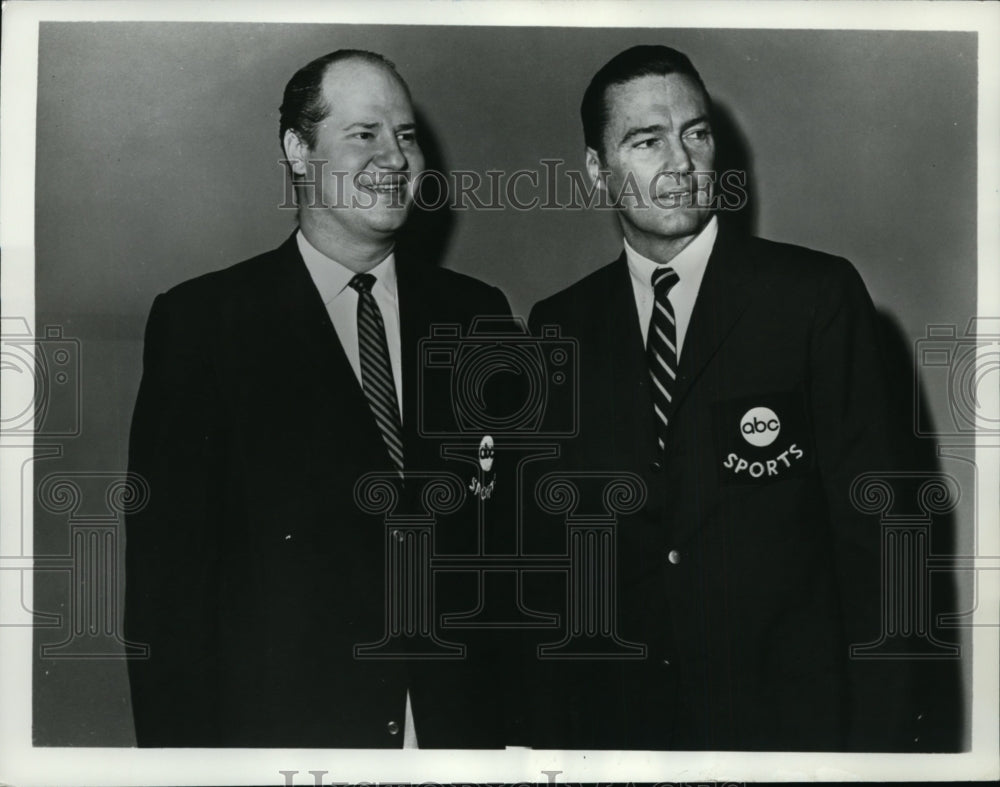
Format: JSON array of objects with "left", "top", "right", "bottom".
[
  {"left": 270, "top": 233, "right": 391, "bottom": 466},
  {"left": 604, "top": 255, "right": 661, "bottom": 468},
  {"left": 396, "top": 256, "right": 437, "bottom": 463},
  {"left": 667, "top": 222, "right": 756, "bottom": 422},
  {"left": 278, "top": 234, "right": 367, "bottom": 405}
]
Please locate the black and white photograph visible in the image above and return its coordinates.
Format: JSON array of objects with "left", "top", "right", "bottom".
[{"left": 0, "top": 1, "right": 997, "bottom": 784}]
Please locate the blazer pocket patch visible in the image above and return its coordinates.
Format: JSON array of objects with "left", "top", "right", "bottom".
[{"left": 713, "top": 391, "right": 814, "bottom": 485}]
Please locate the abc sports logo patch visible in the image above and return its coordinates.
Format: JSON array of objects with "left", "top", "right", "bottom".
[
  {"left": 740, "top": 406, "right": 780, "bottom": 447},
  {"left": 469, "top": 435, "right": 497, "bottom": 501},
  {"left": 713, "top": 392, "right": 813, "bottom": 485},
  {"left": 478, "top": 434, "right": 495, "bottom": 472}
]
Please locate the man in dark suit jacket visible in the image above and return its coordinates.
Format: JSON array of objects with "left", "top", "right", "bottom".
[
  {"left": 125, "top": 49, "right": 510, "bottom": 747},
  {"left": 524, "top": 45, "right": 939, "bottom": 752}
]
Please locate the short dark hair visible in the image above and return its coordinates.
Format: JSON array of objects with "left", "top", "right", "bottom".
[
  {"left": 581, "top": 45, "right": 710, "bottom": 156},
  {"left": 278, "top": 49, "right": 408, "bottom": 149}
]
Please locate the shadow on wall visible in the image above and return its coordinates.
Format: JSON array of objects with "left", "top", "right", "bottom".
[
  {"left": 711, "top": 101, "right": 757, "bottom": 238},
  {"left": 396, "top": 108, "right": 455, "bottom": 268},
  {"left": 876, "top": 309, "right": 966, "bottom": 751}
]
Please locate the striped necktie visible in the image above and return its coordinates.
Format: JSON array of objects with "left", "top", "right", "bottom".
[
  {"left": 349, "top": 273, "right": 404, "bottom": 476},
  {"left": 647, "top": 267, "right": 680, "bottom": 452}
]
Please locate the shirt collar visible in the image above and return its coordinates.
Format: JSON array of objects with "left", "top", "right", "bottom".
[
  {"left": 296, "top": 229, "right": 398, "bottom": 304},
  {"left": 625, "top": 215, "right": 718, "bottom": 287}
]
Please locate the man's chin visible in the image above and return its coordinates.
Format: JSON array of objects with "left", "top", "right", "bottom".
[
  {"left": 641, "top": 208, "right": 712, "bottom": 239},
  {"left": 363, "top": 210, "right": 412, "bottom": 237}
]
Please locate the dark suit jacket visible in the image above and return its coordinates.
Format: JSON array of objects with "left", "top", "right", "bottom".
[
  {"left": 524, "top": 222, "right": 933, "bottom": 751},
  {"left": 125, "top": 233, "right": 511, "bottom": 747}
]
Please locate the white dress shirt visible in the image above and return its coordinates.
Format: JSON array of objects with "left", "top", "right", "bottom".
[
  {"left": 625, "top": 215, "right": 718, "bottom": 359},
  {"left": 296, "top": 230, "right": 404, "bottom": 420},
  {"left": 296, "top": 230, "right": 417, "bottom": 748}
]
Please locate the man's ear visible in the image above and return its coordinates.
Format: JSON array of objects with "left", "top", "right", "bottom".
[
  {"left": 585, "top": 146, "right": 605, "bottom": 190},
  {"left": 282, "top": 129, "right": 310, "bottom": 176}
]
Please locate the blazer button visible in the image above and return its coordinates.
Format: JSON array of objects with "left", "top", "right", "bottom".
[
  {"left": 667, "top": 549, "right": 681, "bottom": 565},
  {"left": 650, "top": 459, "right": 663, "bottom": 473},
  {"left": 387, "top": 720, "right": 400, "bottom": 735},
  {"left": 661, "top": 658, "right": 671, "bottom": 668}
]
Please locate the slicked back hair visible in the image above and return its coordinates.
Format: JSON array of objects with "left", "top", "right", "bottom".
[
  {"left": 581, "top": 45, "right": 710, "bottom": 157},
  {"left": 278, "top": 49, "right": 409, "bottom": 150}
]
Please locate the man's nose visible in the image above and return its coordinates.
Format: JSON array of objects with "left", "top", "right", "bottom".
[
  {"left": 373, "top": 134, "right": 407, "bottom": 170},
  {"left": 661, "top": 138, "right": 693, "bottom": 176}
]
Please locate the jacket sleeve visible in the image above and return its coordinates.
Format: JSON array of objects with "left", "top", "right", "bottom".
[
  {"left": 807, "top": 258, "right": 918, "bottom": 751},
  {"left": 124, "top": 292, "right": 226, "bottom": 746}
]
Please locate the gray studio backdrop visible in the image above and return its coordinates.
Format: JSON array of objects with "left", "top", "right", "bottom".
[{"left": 32, "top": 23, "right": 977, "bottom": 745}]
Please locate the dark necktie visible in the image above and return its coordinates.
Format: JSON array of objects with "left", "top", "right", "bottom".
[
  {"left": 349, "top": 273, "right": 404, "bottom": 476},
  {"left": 647, "top": 267, "right": 680, "bottom": 451}
]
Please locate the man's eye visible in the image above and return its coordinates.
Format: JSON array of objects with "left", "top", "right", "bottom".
[
  {"left": 686, "top": 128, "right": 711, "bottom": 142},
  {"left": 353, "top": 132, "right": 374, "bottom": 140},
  {"left": 397, "top": 132, "right": 417, "bottom": 145},
  {"left": 633, "top": 138, "right": 659, "bottom": 149}
]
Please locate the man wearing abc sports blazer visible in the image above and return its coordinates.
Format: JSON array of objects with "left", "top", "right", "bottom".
[
  {"left": 124, "top": 50, "right": 511, "bottom": 748},
  {"left": 525, "top": 45, "right": 953, "bottom": 752}
]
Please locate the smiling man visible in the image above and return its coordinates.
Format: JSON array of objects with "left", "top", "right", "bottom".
[
  {"left": 525, "top": 45, "right": 929, "bottom": 751},
  {"left": 124, "top": 49, "right": 511, "bottom": 748}
]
